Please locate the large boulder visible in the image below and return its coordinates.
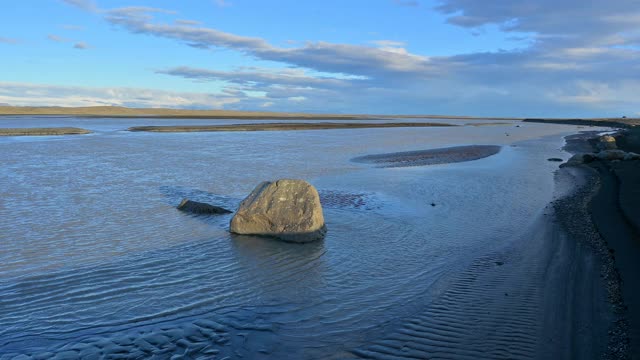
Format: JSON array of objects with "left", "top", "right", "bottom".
[
  {"left": 230, "top": 179, "right": 326, "bottom": 243},
  {"left": 598, "top": 135, "right": 617, "bottom": 150},
  {"left": 624, "top": 152, "right": 640, "bottom": 161},
  {"left": 177, "top": 199, "right": 231, "bottom": 215},
  {"left": 596, "top": 150, "right": 627, "bottom": 161},
  {"left": 561, "top": 153, "right": 595, "bottom": 167}
]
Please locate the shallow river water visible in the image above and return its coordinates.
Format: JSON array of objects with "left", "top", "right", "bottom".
[{"left": 0, "top": 117, "right": 593, "bottom": 359}]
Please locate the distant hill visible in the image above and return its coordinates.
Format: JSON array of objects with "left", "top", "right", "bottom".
[
  {"left": 0, "top": 105, "right": 519, "bottom": 120},
  {"left": 0, "top": 106, "right": 372, "bottom": 119}
]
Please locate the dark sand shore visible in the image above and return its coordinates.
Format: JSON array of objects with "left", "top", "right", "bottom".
[
  {"left": 351, "top": 145, "right": 501, "bottom": 167},
  {"left": 127, "top": 122, "right": 454, "bottom": 132},
  {"left": 551, "top": 127, "right": 640, "bottom": 359},
  {"left": 524, "top": 118, "right": 640, "bottom": 128},
  {"left": 350, "top": 131, "right": 639, "bottom": 359},
  {"left": 0, "top": 127, "right": 91, "bottom": 136},
  {"left": 350, "top": 171, "right": 613, "bottom": 359},
  {"left": 584, "top": 127, "right": 640, "bottom": 358}
]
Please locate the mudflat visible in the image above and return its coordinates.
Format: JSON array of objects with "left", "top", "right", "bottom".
[
  {"left": 0, "top": 127, "right": 91, "bottom": 136},
  {"left": 352, "top": 145, "right": 501, "bottom": 167},
  {"left": 127, "top": 122, "right": 454, "bottom": 132}
]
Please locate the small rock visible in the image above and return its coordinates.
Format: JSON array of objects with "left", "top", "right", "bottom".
[
  {"left": 177, "top": 199, "right": 231, "bottom": 215},
  {"left": 547, "top": 158, "right": 563, "bottom": 162}
]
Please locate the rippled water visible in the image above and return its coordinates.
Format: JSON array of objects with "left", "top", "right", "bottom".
[{"left": 0, "top": 117, "right": 589, "bottom": 359}]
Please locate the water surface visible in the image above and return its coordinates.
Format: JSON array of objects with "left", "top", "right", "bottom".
[{"left": 0, "top": 117, "right": 592, "bottom": 358}]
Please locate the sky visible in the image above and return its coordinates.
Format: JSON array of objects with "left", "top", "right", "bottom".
[{"left": 0, "top": 0, "right": 638, "bottom": 117}]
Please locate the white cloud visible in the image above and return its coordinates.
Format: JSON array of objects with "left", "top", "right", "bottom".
[
  {"left": 104, "top": 7, "right": 437, "bottom": 78},
  {"left": 214, "top": 0, "right": 232, "bottom": 8},
  {"left": 0, "top": 36, "right": 18, "bottom": 44},
  {"left": 28, "top": 1, "right": 640, "bottom": 116},
  {"left": 0, "top": 82, "right": 241, "bottom": 109},
  {"left": 370, "top": 40, "right": 407, "bottom": 48},
  {"left": 157, "top": 66, "right": 361, "bottom": 89},
  {"left": 61, "top": 0, "right": 97, "bottom": 12},
  {"left": 47, "top": 34, "right": 70, "bottom": 42},
  {"left": 74, "top": 41, "right": 89, "bottom": 49},
  {"left": 175, "top": 19, "right": 201, "bottom": 26}
]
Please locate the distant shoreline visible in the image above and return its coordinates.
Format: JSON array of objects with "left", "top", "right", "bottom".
[
  {"left": 0, "top": 105, "right": 520, "bottom": 121},
  {"left": 1, "top": 106, "right": 637, "bottom": 129}
]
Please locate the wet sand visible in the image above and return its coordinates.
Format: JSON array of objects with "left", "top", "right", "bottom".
[
  {"left": 351, "top": 145, "right": 501, "bottom": 167},
  {"left": 348, "top": 133, "right": 636, "bottom": 359},
  {"left": 128, "top": 122, "right": 455, "bottom": 132},
  {"left": 0, "top": 120, "right": 633, "bottom": 359},
  {"left": 0, "top": 127, "right": 91, "bottom": 136},
  {"left": 348, "top": 167, "right": 614, "bottom": 359},
  {"left": 127, "top": 122, "right": 454, "bottom": 132}
]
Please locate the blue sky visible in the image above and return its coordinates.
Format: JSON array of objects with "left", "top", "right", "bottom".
[{"left": 0, "top": 0, "right": 638, "bottom": 117}]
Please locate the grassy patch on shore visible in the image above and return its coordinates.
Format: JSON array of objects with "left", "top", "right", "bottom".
[{"left": 0, "top": 127, "right": 91, "bottom": 136}]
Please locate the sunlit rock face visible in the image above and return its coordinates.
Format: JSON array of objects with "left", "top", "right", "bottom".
[{"left": 230, "top": 179, "right": 326, "bottom": 243}]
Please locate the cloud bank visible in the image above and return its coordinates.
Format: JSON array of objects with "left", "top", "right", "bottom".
[{"left": 32, "top": 0, "right": 640, "bottom": 116}]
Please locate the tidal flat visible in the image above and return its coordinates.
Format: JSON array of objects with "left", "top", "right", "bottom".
[
  {"left": 0, "top": 116, "right": 628, "bottom": 359},
  {"left": 128, "top": 122, "right": 454, "bottom": 132},
  {"left": 0, "top": 127, "right": 91, "bottom": 136}
]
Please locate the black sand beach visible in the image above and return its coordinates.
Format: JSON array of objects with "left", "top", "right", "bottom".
[
  {"left": 586, "top": 128, "right": 640, "bottom": 358},
  {"left": 553, "top": 127, "right": 640, "bottom": 359}
]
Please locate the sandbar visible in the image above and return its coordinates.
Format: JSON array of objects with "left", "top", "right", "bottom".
[
  {"left": 127, "top": 122, "right": 454, "bottom": 132},
  {"left": 0, "top": 127, "right": 91, "bottom": 136},
  {"left": 352, "top": 145, "right": 501, "bottom": 167}
]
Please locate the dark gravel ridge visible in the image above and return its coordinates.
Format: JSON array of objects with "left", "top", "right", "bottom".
[{"left": 553, "top": 167, "right": 629, "bottom": 359}]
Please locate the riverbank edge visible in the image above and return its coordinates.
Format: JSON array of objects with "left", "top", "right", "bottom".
[{"left": 554, "top": 129, "right": 640, "bottom": 359}]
